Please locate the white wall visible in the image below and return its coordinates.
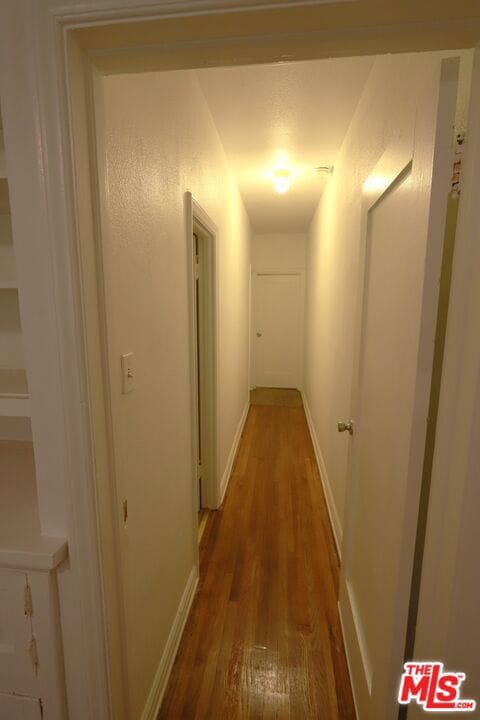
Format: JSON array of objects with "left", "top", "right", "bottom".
[
  {"left": 303, "top": 51, "right": 469, "bottom": 549},
  {"left": 252, "top": 232, "right": 306, "bottom": 271},
  {"left": 100, "top": 69, "right": 251, "bottom": 718}
]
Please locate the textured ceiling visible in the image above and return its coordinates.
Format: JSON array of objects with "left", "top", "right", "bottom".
[{"left": 196, "top": 57, "right": 374, "bottom": 232}]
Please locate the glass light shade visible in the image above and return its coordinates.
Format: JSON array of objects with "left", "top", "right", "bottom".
[{"left": 274, "top": 176, "right": 291, "bottom": 194}]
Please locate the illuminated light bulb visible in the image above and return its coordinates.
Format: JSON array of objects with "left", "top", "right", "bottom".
[
  {"left": 273, "top": 168, "right": 292, "bottom": 194},
  {"left": 274, "top": 176, "right": 291, "bottom": 194}
]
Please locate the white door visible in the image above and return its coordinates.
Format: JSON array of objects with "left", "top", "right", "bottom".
[
  {"left": 339, "top": 59, "right": 458, "bottom": 719},
  {"left": 253, "top": 273, "right": 302, "bottom": 388}
]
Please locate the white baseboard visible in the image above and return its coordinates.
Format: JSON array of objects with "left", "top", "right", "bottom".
[
  {"left": 141, "top": 565, "right": 199, "bottom": 720},
  {"left": 339, "top": 578, "right": 373, "bottom": 719},
  {"left": 338, "top": 593, "right": 360, "bottom": 720},
  {"left": 301, "top": 390, "right": 343, "bottom": 558},
  {"left": 219, "top": 399, "right": 250, "bottom": 505}
]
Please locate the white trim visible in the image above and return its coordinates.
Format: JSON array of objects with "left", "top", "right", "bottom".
[
  {"left": 140, "top": 565, "right": 199, "bottom": 720},
  {"left": 344, "top": 580, "right": 372, "bottom": 695},
  {"left": 248, "top": 264, "right": 253, "bottom": 391},
  {"left": 301, "top": 390, "right": 342, "bottom": 557},
  {"left": 252, "top": 266, "right": 306, "bottom": 274},
  {"left": 412, "top": 48, "right": 480, "bottom": 665},
  {"left": 55, "top": 0, "right": 350, "bottom": 24},
  {"left": 186, "top": 193, "right": 219, "bottom": 512},
  {"left": 338, "top": 596, "right": 360, "bottom": 720},
  {"left": 66, "top": 44, "right": 130, "bottom": 718},
  {"left": 219, "top": 400, "right": 250, "bottom": 505}
]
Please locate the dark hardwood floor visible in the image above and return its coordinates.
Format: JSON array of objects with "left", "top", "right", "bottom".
[{"left": 158, "top": 391, "right": 355, "bottom": 719}]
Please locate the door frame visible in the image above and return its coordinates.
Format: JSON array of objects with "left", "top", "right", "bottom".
[
  {"left": 1, "top": 2, "right": 480, "bottom": 716},
  {"left": 252, "top": 269, "right": 305, "bottom": 390},
  {"left": 185, "top": 193, "right": 218, "bottom": 511},
  {"left": 408, "top": 45, "right": 480, "bottom": 692},
  {"left": 339, "top": 58, "right": 459, "bottom": 718}
]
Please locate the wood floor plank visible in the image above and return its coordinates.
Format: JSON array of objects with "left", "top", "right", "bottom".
[{"left": 158, "top": 393, "right": 355, "bottom": 719}]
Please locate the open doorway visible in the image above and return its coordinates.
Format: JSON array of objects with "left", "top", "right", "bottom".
[
  {"left": 2, "top": 2, "right": 480, "bottom": 719},
  {"left": 187, "top": 194, "right": 217, "bottom": 529},
  {"left": 65, "top": 22, "right": 477, "bottom": 720}
]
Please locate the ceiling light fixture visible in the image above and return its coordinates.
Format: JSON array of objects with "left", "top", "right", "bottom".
[{"left": 273, "top": 168, "right": 292, "bottom": 194}]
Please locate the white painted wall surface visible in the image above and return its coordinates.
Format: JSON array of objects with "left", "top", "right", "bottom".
[
  {"left": 100, "top": 69, "right": 251, "bottom": 718},
  {"left": 303, "top": 51, "right": 470, "bottom": 547},
  {"left": 252, "top": 232, "right": 306, "bottom": 271}
]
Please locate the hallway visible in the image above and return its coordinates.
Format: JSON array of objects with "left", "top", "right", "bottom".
[{"left": 159, "top": 390, "right": 355, "bottom": 719}]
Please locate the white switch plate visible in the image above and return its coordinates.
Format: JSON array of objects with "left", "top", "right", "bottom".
[{"left": 121, "top": 353, "right": 135, "bottom": 394}]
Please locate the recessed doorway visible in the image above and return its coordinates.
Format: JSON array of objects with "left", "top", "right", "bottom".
[{"left": 187, "top": 194, "right": 218, "bottom": 513}]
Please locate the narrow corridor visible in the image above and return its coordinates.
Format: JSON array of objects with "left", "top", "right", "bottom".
[{"left": 159, "top": 389, "right": 355, "bottom": 719}]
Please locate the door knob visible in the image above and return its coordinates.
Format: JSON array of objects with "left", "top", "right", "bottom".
[{"left": 337, "top": 420, "right": 354, "bottom": 435}]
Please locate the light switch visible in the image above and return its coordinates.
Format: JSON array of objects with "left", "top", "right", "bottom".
[{"left": 121, "top": 353, "right": 135, "bottom": 394}]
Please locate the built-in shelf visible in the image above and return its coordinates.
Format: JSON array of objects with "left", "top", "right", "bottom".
[
  {"left": 0, "top": 177, "right": 9, "bottom": 214},
  {"left": 0, "top": 119, "right": 67, "bottom": 573},
  {"left": 0, "top": 281, "right": 17, "bottom": 290},
  {"left": 0, "top": 290, "right": 25, "bottom": 370},
  {"left": 0, "top": 415, "right": 32, "bottom": 441},
  {"left": 0, "top": 147, "right": 6, "bottom": 179},
  {"left": 0, "top": 398, "right": 30, "bottom": 417},
  {"left": 0, "top": 214, "right": 16, "bottom": 290},
  {"left": 0, "top": 122, "right": 5, "bottom": 179},
  {"left": 0, "top": 369, "right": 29, "bottom": 417},
  {"left": 0, "top": 440, "right": 68, "bottom": 571},
  {"left": 0, "top": 368, "right": 28, "bottom": 395}
]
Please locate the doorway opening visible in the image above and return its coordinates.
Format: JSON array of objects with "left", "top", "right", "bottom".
[
  {"left": 187, "top": 194, "right": 218, "bottom": 523},
  {"left": 65, "top": 20, "right": 477, "bottom": 720}
]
